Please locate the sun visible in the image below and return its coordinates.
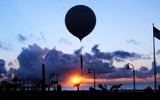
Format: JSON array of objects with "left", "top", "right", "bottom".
[{"left": 71, "top": 76, "right": 83, "bottom": 86}]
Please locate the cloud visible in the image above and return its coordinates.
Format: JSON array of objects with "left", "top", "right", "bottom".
[
  {"left": 91, "top": 44, "right": 142, "bottom": 62},
  {"left": 112, "top": 50, "right": 141, "bottom": 62},
  {"left": 150, "top": 62, "right": 160, "bottom": 74},
  {"left": 136, "top": 66, "right": 151, "bottom": 78},
  {"left": 40, "top": 32, "right": 46, "bottom": 41},
  {"left": 17, "top": 34, "right": 27, "bottom": 42},
  {"left": 0, "top": 41, "right": 12, "bottom": 51},
  {"left": 74, "top": 46, "right": 83, "bottom": 55},
  {"left": 17, "top": 44, "right": 49, "bottom": 79},
  {"left": 0, "top": 42, "right": 7, "bottom": 50},
  {"left": 105, "top": 67, "right": 132, "bottom": 78},
  {"left": 13, "top": 44, "right": 154, "bottom": 83},
  {"left": 28, "top": 33, "right": 47, "bottom": 42},
  {"left": 104, "top": 65, "right": 152, "bottom": 79},
  {"left": 141, "top": 55, "right": 151, "bottom": 60},
  {"left": 91, "top": 44, "right": 113, "bottom": 61},
  {"left": 127, "top": 39, "right": 139, "bottom": 45},
  {"left": 8, "top": 61, "right": 14, "bottom": 67},
  {"left": 15, "top": 44, "right": 115, "bottom": 81},
  {"left": 59, "top": 37, "right": 72, "bottom": 46}
]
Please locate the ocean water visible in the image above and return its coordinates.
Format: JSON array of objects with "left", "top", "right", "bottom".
[{"left": 62, "top": 84, "right": 154, "bottom": 91}]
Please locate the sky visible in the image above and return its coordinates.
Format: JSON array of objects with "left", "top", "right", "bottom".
[{"left": 0, "top": 0, "right": 160, "bottom": 90}]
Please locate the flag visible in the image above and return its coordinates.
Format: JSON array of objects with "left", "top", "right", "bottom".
[
  {"left": 153, "top": 26, "right": 160, "bottom": 40},
  {"left": 153, "top": 25, "right": 159, "bottom": 90}
]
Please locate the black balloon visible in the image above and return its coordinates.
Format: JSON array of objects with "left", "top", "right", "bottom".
[{"left": 65, "top": 5, "right": 96, "bottom": 41}]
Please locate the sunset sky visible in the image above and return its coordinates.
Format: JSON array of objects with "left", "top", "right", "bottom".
[{"left": 0, "top": 0, "right": 160, "bottom": 90}]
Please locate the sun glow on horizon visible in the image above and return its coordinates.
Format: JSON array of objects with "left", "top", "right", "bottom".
[{"left": 71, "top": 76, "right": 83, "bottom": 86}]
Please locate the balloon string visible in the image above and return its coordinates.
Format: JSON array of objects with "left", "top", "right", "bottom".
[{"left": 80, "top": 40, "right": 83, "bottom": 77}]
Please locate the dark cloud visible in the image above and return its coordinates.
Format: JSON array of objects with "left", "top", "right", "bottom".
[
  {"left": 92, "top": 44, "right": 142, "bottom": 62},
  {"left": 14, "top": 44, "right": 153, "bottom": 82},
  {"left": 107, "top": 65, "right": 151, "bottom": 79},
  {"left": 15, "top": 44, "right": 115, "bottom": 81},
  {"left": 141, "top": 55, "right": 151, "bottom": 60},
  {"left": 104, "top": 65, "right": 153, "bottom": 79},
  {"left": 112, "top": 50, "right": 141, "bottom": 62},
  {"left": 0, "top": 59, "right": 6, "bottom": 78},
  {"left": 91, "top": 45, "right": 113, "bottom": 61},
  {"left": 135, "top": 66, "right": 151, "bottom": 78},
  {"left": 92, "top": 44, "right": 100, "bottom": 54},
  {"left": 17, "top": 34, "right": 27, "bottom": 42},
  {"left": 150, "top": 62, "right": 160, "bottom": 74},
  {"left": 17, "top": 44, "right": 49, "bottom": 79},
  {"left": 127, "top": 39, "right": 139, "bottom": 45},
  {"left": 139, "top": 66, "right": 149, "bottom": 72},
  {"left": 105, "top": 67, "right": 132, "bottom": 78},
  {"left": 74, "top": 46, "right": 83, "bottom": 55}
]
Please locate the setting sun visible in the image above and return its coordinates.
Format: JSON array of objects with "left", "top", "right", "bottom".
[{"left": 71, "top": 76, "right": 83, "bottom": 86}]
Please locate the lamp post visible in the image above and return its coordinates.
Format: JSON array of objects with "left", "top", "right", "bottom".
[
  {"left": 126, "top": 63, "right": 135, "bottom": 92},
  {"left": 42, "top": 63, "right": 46, "bottom": 91},
  {"left": 88, "top": 68, "right": 96, "bottom": 89}
]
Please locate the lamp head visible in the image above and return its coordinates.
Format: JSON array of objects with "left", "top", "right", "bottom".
[
  {"left": 126, "top": 63, "right": 131, "bottom": 70},
  {"left": 88, "top": 68, "right": 91, "bottom": 73}
]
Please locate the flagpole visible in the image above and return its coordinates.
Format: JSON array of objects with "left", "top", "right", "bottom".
[
  {"left": 80, "top": 54, "right": 83, "bottom": 76},
  {"left": 152, "top": 23, "right": 157, "bottom": 91}
]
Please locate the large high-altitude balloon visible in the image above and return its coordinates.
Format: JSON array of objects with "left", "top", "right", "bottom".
[{"left": 65, "top": 5, "right": 96, "bottom": 41}]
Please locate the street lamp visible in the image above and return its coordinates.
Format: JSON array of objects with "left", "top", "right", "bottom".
[
  {"left": 126, "top": 63, "right": 135, "bottom": 92},
  {"left": 88, "top": 68, "right": 96, "bottom": 89}
]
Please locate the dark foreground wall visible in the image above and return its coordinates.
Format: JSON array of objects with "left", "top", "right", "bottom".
[{"left": 0, "top": 91, "right": 160, "bottom": 100}]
